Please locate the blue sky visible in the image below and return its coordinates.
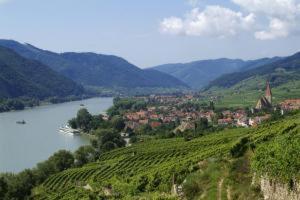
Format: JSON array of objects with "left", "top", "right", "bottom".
[{"left": 0, "top": 0, "right": 300, "bottom": 68}]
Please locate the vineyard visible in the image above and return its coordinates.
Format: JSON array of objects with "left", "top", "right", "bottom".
[{"left": 33, "top": 113, "right": 300, "bottom": 199}]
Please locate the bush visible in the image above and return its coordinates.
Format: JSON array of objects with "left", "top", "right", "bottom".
[
  {"left": 182, "top": 172, "right": 204, "bottom": 199},
  {"left": 230, "top": 137, "right": 249, "bottom": 158}
]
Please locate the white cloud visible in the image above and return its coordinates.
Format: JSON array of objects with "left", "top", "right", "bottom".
[
  {"left": 160, "top": 17, "right": 184, "bottom": 35},
  {"left": 161, "top": 0, "right": 300, "bottom": 40},
  {"left": 232, "top": 0, "right": 299, "bottom": 18},
  {"left": 160, "top": 6, "right": 255, "bottom": 38},
  {"left": 232, "top": 0, "right": 300, "bottom": 40},
  {"left": 255, "top": 18, "right": 289, "bottom": 40}
]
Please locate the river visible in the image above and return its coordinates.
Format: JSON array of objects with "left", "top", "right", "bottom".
[{"left": 0, "top": 97, "right": 113, "bottom": 173}]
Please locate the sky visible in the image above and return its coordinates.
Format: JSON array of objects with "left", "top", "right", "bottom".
[{"left": 0, "top": 0, "right": 300, "bottom": 68}]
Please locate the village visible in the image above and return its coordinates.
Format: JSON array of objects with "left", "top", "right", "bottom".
[{"left": 122, "top": 82, "right": 300, "bottom": 133}]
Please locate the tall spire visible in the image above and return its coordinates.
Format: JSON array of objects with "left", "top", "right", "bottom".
[{"left": 265, "top": 80, "right": 272, "bottom": 104}]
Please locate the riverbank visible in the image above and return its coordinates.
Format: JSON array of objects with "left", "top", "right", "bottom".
[
  {"left": 0, "top": 94, "right": 113, "bottom": 113},
  {"left": 0, "top": 97, "right": 113, "bottom": 172}
]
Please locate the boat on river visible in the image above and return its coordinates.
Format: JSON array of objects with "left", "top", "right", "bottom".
[
  {"left": 59, "top": 125, "right": 80, "bottom": 136},
  {"left": 16, "top": 120, "right": 26, "bottom": 124}
]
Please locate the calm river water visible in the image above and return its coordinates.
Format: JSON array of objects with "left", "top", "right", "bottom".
[{"left": 0, "top": 97, "right": 113, "bottom": 173}]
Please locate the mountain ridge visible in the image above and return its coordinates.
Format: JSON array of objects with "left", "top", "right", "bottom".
[
  {"left": 151, "top": 57, "right": 280, "bottom": 89},
  {"left": 0, "top": 46, "right": 84, "bottom": 99},
  {"left": 205, "top": 51, "right": 300, "bottom": 90},
  {"left": 0, "top": 40, "right": 188, "bottom": 89}
]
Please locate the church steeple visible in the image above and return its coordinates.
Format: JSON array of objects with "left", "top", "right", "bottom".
[{"left": 265, "top": 81, "right": 272, "bottom": 104}]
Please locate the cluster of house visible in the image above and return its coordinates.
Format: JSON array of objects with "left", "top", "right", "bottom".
[
  {"left": 280, "top": 99, "right": 300, "bottom": 111},
  {"left": 217, "top": 110, "right": 271, "bottom": 127},
  {"left": 123, "top": 94, "right": 212, "bottom": 131},
  {"left": 122, "top": 81, "right": 299, "bottom": 132},
  {"left": 124, "top": 104, "right": 214, "bottom": 131}
]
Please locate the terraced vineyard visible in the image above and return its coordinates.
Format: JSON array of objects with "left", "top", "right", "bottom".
[{"left": 34, "top": 113, "right": 300, "bottom": 199}]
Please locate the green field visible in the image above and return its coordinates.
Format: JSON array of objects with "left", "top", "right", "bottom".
[
  {"left": 32, "top": 112, "right": 300, "bottom": 199},
  {"left": 202, "top": 76, "right": 300, "bottom": 108}
]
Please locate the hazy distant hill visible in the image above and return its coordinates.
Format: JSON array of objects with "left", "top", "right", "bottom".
[
  {"left": 152, "top": 58, "right": 280, "bottom": 89},
  {"left": 0, "top": 46, "right": 84, "bottom": 99},
  {"left": 0, "top": 40, "right": 188, "bottom": 89}
]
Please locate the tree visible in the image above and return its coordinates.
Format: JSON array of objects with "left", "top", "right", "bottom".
[
  {"left": 137, "top": 124, "right": 152, "bottom": 135},
  {"left": 0, "top": 177, "right": 8, "bottom": 199},
  {"left": 209, "top": 101, "right": 215, "bottom": 110},
  {"left": 48, "top": 150, "right": 74, "bottom": 172},
  {"left": 195, "top": 118, "right": 209, "bottom": 131},
  {"left": 76, "top": 108, "right": 92, "bottom": 131},
  {"left": 74, "top": 146, "right": 96, "bottom": 167},
  {"left": 94, "top": 129, "right": 126, "bottom": 152},
  {"left": 68, "top": 118, "right": 78, "bottom": 129},
  {"left": 111, "top": 116, "right": 125, "bottom": 131},
  {"left": 4, "top": 170, "right": 35, "bottom": 199},
  {"left": 101, "top": 141, "right": 116, "bottom": 152},
  {"left": 90, "top": 115, "right": 104, "bottom": 130},
  {"left": 7, "top": 99, "right": 25, "bottom": 110}
]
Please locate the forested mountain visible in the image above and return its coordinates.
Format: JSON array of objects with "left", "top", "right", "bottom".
[
  {"left": 206, "top": 52, "right": 300, "bottom": 89},
  {"left": 152, "top": 57, "right": 280, "bottom": 89},
  {"left": 0, "top": 40, "right": 188, "bottom": 89},
  {"left": 0, "top": 46, "right": 84, "bottom": 99},
  {"left": 59, "top": 53, "right": 188, "bottom": 88}
]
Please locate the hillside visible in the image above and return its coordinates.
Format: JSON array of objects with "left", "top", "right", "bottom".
[
  {"left": 206, "top": 52, "right": 300, "bottom": 89},
  {"left": 32, "top": 113, "right": 300, "bottom": 199},
  {"left": 0, "top": 46, "right": 84, "bottom": 99},
  {"left": 151, "top": 58, "right": 279, "bottom": 89},
  {"left": 0, "top": 40, "right": 188, "bottom": 89},
  {"left": 202, "top": 52, "right": 300, "bottom": 107}
]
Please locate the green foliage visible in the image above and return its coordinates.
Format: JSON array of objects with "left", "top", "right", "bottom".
[
  {"left": 76, "top": 108, "right": 93, "bottom": 132},
  {"left": 47, "top": 150, "right": 74, "bottom": 172},
  {"left": 93, "top": 129, "right": 126, "bottom": 152},
  {"left": 74, "top": 146, "right": 96, "bottom": 167},
  {"left": 183, "top": 172, "right": 205, "bottom": 199},
  {"left": 38, "top": 128, "right": 247, "bottom": 198},
  {"left": 111, "top": 116, "right": 125, "bottom": 131},
  {"left": 69, "top": 108, "right": 107, "bottom": 132},
  {"left": 68, "top": 118, "right": 78, "bottom": 129},
  {"left": 0, "top": 149, "right": 76, "bottom": 200},
  {"left": 107, "top": 98, "right": 147, "bottom": 117},
  {"left": 230, "top": 137, "right": 249, "bottom": 158},
  {"left": 252, "top": 136, "right": 300, "bottom": 183},
  {"left": 195, "top": 118, "right": 209, "bottom": 131}
]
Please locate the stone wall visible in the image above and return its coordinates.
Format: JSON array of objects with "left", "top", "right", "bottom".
[{"left": 260, "top": 178, "right": 300, "bottom": 200}]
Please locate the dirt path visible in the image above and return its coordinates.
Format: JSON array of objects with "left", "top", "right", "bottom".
[
  {"left": 227, "top": 186, "right": 232, "bottom": 200},
  {"left": 217, "top": 178, "right": 224, "bottom": 200}
]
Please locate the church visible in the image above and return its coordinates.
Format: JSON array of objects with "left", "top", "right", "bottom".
[{"left": 255, "top": 81, "right": 272, "bottom": 110}]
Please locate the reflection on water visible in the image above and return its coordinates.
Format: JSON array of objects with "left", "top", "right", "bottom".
[{"left": 0, "top": 97, "right": 113, "bottom": 173}]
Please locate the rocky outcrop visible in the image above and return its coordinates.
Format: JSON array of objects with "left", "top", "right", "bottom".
[{"left": 260, "top": 178, "right": 300, "bottom": 200}]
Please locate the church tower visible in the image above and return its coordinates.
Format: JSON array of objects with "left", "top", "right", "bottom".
[{"left": 265, "top": 81, "right": 272, "bottom": 104}]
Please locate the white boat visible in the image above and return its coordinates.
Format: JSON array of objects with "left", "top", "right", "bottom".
[{"left": 59, "top": 125, "right": 80, "bottom": 136}]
